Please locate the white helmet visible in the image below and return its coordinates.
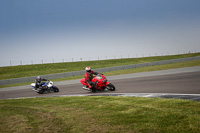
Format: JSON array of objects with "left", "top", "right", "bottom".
[{"left": 85, "top": 67, "right": 91, "bottom": 72}]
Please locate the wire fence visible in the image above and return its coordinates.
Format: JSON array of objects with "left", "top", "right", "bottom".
[{"left": 6, "top": 50, "right": 198, "bottom": 67}]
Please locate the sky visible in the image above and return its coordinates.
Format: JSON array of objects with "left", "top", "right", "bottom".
[{"left": 0, "top": 0, "right": 200, "bottom": 66}]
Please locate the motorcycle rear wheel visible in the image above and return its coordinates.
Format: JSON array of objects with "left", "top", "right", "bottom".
[
  {"left": 37, "top": 88, "right": 44, "bottom": 94},
  {"left": 107, "top": 83, "right": 115, "bottom": 91}
]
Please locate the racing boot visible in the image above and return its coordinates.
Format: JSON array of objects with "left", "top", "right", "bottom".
[
  {"left": 32, "top": 87, "right": 37, "bottom": 91},
  {"left": 83, "top": 86, "right": 90, "bottom": 91}
]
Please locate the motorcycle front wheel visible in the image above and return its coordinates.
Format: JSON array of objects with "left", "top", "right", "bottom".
[
  {"left": 106, "top": 83, "right": 115, "bottom": 91},
  {"left": 53, "top": 86, "right": 59, "bottom": 92}
]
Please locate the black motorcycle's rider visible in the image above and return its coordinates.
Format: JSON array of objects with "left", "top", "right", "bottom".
[{"left": 33, "top": 76, "right": 49, "bottom": 91}]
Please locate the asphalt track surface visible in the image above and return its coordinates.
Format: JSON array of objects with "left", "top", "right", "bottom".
[{"left": 0, "top": 66, "right": 200, "bottom": 101}]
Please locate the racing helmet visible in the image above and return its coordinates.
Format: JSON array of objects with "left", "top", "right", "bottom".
[
  {"left": 85, "top": 67, "right": 91, "bottom": 73},
  {"left": 36, "top": 76, "right": 41, "bottom": 82}
]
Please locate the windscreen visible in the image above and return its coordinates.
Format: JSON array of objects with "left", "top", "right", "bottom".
[{"left": 96, "top": 75, "right": 103, "bottom": 80}]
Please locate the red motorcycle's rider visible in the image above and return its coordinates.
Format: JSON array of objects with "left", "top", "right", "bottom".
[
  {"left": 33, "top": 76, "right": 49, "bottom": 91},
  {"left": 85, "top": 67, "right": 99, "bottom": 90}
]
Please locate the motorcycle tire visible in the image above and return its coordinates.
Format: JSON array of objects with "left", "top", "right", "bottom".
[
  {"left": 53, "top": 87, "right": 59, "bottom": 92},
  {"left": 37, "top": 89, "right": 44, "bottom": 94},
  {"left": 107, "top": 83, "right": 115, "bottom": 91}
]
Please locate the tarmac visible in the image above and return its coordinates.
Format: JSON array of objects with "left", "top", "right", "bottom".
[{"left": 1, "top": 66, "right": 200, "bottom": 101}]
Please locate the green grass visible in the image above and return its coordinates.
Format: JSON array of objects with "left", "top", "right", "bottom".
[
  {"left": 1, "top": 53, "right": 200, "bottom": 80},
  {"left": 0, "top": 96, "right": 200, "bottom": 132}
]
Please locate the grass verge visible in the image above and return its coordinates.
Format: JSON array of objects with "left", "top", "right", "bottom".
[
  {"left": 0, "top": 53, "right": 200, "bottom": 80},
  {"left": 1, "top": 59, "right": 199, "bottom": 88},
  {"left": 103, "top": 59, "right": 200, "bottom": 76},
  {"left": 0, "top": 96, "right": 200, "bottom": 132}
]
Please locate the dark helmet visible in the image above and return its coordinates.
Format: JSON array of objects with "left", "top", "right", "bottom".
[{"left": 36, "top": 76, "right": 41, "bottom": 82}]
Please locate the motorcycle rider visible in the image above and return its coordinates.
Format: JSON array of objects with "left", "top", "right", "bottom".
[
  {"left": 84, "top": 67, "right": 99, "bottom": 92},
  {"left": 33, "top": 76, "right": 49, "bottom": 91}
]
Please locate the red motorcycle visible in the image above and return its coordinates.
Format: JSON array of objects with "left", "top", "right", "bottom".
[{"left": 80, "top": 74, "right": 115, "bottom": 92}]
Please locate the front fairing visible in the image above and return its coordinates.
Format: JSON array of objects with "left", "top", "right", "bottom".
[
  {"left": 47, "top": 81, "right": 53, "bottom": 88},
  {"left": 92, "top": 74, "right": 108, "bottom": 88}
]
